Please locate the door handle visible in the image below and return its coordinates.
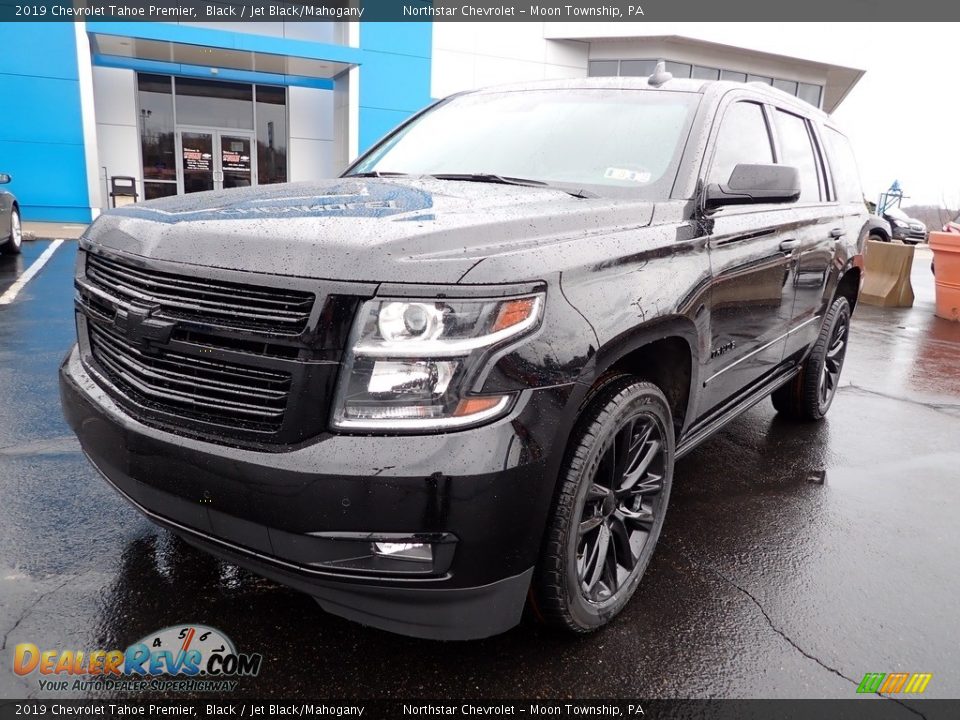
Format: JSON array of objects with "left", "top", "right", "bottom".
[
  {"left": 830, "top": 228, "right": 845, "bottom": 239},
  {"left": 779, "top": 239, "right": 801, "bottom": 253}
]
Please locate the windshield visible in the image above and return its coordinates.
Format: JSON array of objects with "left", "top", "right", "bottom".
[{"left": 348, "top": 88, "right": 701, "bottom": 199}]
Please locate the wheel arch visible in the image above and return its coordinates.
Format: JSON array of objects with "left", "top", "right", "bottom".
[
  {"left": 835, "top": 262, "right": 862, "bottom": 312},
  {"left": 576, "top": 317, "right": 700, "bottom": 438}
]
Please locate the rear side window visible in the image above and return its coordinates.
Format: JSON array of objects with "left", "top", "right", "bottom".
[
  {"left": 708, "top": 102, "right": 774, "bottom": 185},
  {"left": 773, "top": 110, "right": 821, "bottom": 202},
  {"left": 822, "top": 127, "right": 864, "bottom": 203}
]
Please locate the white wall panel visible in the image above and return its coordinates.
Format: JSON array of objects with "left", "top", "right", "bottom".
[
  {"left": 288, "top": 137, "right": 335, "bottom": 181},
  {"left": 289, "top": 85, "right": 335, "bottom": 141},
  {"left": 431, "top": 23, "right": 589, "bottom": 98},
  {"left": 91, "top": 65, "right": 140, "bottom": 208}
]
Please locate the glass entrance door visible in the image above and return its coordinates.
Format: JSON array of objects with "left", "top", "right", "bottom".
[
  {"left": 177, "top": 129, "right": 256, "bottom": 194},
  {"left": 219, "top": 134, "right": 253, "bottom": 189}
]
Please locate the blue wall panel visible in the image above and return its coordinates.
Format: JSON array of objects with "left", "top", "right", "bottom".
[
  {"left": 0, "top": 23, "right": 91, "bottom": 223},
  {"left": 357, "top": 23, "right": 433, "bottom": 154}
]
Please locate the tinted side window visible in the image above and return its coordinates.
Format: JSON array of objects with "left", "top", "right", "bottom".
[
  {"left": 823, "top": 127, "right": 864, "bottom": 203},
  {"left": 708, "top": 102, "right": 774, "bottom": 185},
  {"left": 773, "top": 110, "right": 821, "bottom": 202}
]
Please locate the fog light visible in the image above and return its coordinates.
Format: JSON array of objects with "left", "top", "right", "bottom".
[{"left": 371, "top": 542, "right": 433, "bottom": 563}]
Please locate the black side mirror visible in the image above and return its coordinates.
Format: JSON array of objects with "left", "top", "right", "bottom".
[
  {"left": 0, "top": 173, "right": 11, "bottom": 185},
  {"left": 704, "top": 163, "right": 800, "bottom": 209}
]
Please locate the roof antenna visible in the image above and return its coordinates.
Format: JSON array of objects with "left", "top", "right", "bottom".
[{"left": 648, "top": 61, "right": 673, "bottom": 88}]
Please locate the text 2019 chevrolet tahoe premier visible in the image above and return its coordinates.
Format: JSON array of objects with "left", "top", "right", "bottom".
[{"left": 60, "top": 75, "right": 868, "bottom": 640}]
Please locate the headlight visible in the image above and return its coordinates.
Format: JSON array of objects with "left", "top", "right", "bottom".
[
  {"left": 332, "top": 293, "right": 544, "bottom": 431},
  {"left": 892, "top": 219, "right": 909, "bottom": 228}
]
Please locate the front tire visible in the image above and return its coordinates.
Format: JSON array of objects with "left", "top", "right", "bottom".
[
  {"left": 533, "top": 378, "right": 674, "bottom": 633},
  {"left": 772, "top": 296, "right": 851, "bottom": 421},
  {"left": 1, "top": 207, "right": 22, "bottom": 255}
]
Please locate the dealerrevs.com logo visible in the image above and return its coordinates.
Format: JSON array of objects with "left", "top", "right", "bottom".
[{"left": 14, "top": 625, "right": 262, "bottom": 693}]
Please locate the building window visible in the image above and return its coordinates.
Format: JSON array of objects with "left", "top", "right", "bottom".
[
  {"left": 588, "top": 60, "right": 619, "bottom": 77},
  {"left": 720, "top": 69, "right": 747, "bottom": 82},
  {"left": 664, "top": 61, "right": 692, "bottom": 79},
  {"left": 620, "top": 59, "right": 657, "bottom": 76},
  {"left": 174, "top": 78, "right": 254, "bottom": 130},
  {"left": 585, "top": 58, "right": 823, "bottom": 108},
  {"left": 255, "top": 85, "right": 288, "bottom": 186},
  {"left": 137, "top": 74, "right": 176, "bottom": 195},
  {"left": 692, "top": 65, "right": 720, "bottom": 80},
  {"left": 773, "top": 79, "right": 798, "bottom": 95},
  {"left": 797, "top": 82, "right": 822, "bottom": 108}
]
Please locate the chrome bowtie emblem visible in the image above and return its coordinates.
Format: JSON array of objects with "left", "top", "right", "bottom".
[{"left": 113, "top": 304, "right": 175, "bottom": 350}]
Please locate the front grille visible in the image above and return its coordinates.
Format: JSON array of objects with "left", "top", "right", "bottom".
[
  {"left": 86, "top": 252, "right": 315, "bottom": 335},
  {"left": 89, "top": 321, "right": 291, "bottom": 434},
  {"left": 73, "top": 247, "right": 364, "bottom": 447}
]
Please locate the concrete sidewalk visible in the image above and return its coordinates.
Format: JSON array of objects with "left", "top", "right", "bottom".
[{"left": 22, "top": 220, "right": 87, "bottom": 240}]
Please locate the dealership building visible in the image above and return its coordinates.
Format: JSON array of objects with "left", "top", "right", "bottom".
[{"left": 0, "top": 21, "right": 864, "bottom": 223}]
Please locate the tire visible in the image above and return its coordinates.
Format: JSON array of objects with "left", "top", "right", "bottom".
[
  {"left": 868, "top": 233, "right": 887, "bottom": 243},
  {"left": 771, "top": 296, "right": 851, "bottom": 421},
  {"left": 1, "top": 206, "right": 22, "bottom": 255},
  {"left": 533, "top": 377, "right": 674, "bottom": 633}
]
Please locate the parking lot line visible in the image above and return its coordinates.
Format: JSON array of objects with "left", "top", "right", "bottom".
[{"left": 0, "top": 239, "right": 65, "bottom": 306}]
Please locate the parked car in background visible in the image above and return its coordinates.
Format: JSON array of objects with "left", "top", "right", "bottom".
[
  {"left": 865, "top": 213, "right": 892, "bottom": 242},
  {"left": 0, "top": 173, "right": 22, "bottom": 255},
  {"left": 61, "top": 75, "right": 867, "bottom": 640},
  {"left": 883, "top": 206, "right": 927, "bottom": 244}
]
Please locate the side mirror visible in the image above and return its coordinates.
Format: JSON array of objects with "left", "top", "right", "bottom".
[
  {"left": 0, "top": 173, "right": 11, "bottom": 185},
  {"left": 704, "top": 163, "right": 800, "bottom": 209}
]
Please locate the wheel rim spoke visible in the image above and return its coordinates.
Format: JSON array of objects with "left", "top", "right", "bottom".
[
  {"left": 576, "top": 408, "right": 668, "bottom": 604},
  {"left": 581, "top": 524, "right": 611, "bottom": 595},
  {"left": 579, "top": 515, "right": 604, "bottom": 536},
  {"left": 618, "top": 425, "right": 659, "bottom": 492},
  {"left": 819, "top": 319, "right": 847, "bottom": 405},
  {"left": 611, "top": 418, "right": 636, "bottom": 480},
  {"left": 608, "top": 514, "right": 636, "bottom": 572}
]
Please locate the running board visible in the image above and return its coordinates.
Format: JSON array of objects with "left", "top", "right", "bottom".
[{"left": 676, "top": 366, "right": 800, "bottom": 459}]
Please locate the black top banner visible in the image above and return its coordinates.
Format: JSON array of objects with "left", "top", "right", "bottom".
[
  {"left": 0, "top": 0, "right": 958, "bottom": 22},
  {"left": 0, "top": 700, "right": 957, "bottom": 720}
]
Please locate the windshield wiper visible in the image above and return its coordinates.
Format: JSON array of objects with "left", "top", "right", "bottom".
[
  {"left": 430, "top": 173, "right": 597, "bottom": 198},
  {"left": 344, "top": 171, "right": 410, "bottom": 178}
]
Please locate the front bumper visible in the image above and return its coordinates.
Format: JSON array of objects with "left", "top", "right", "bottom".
[
  {"left": 892, "top": 226, "right": 927, "bottom": 242},
  {"left": 60, "top": 345, "right": 574, "bottom": 639}
]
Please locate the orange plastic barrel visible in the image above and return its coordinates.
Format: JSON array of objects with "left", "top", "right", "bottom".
[{"left": 929, "top": 231, "right": 960, "bottom": 321}]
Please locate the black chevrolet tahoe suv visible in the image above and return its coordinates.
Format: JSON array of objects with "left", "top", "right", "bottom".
[{"left": 61, "top": 74, "right": 868, "bottom": 640}]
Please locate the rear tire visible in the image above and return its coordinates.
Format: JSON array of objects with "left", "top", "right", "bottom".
[
  {"left": 1, "top": 207, "right": 22, "bottom": 255},
  {"left": 772, "top": 296, "right": 851, "bottom": 421},
  {"left": 533, "top": 377, "right": 674, "bottom": 633}
]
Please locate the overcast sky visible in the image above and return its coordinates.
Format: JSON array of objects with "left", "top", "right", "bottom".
[
  {"left": 588, "top": 23, "right": 957, "bottom": 209},
  {"left": 669, "top": 23, "right": 958, "bottom": 209},
  {"left": 827, "top": 24, "right": 958, "bottom": 210}
]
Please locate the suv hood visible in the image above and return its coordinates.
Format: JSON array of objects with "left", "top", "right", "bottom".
[{"left": 85, "top": 178, "right": 655, "bottom": 285}]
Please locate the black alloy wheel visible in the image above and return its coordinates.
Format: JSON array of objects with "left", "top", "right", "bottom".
[
  {"left": 818, "top": 309, "right": 849, "bottom": 413},
  {"left": 772, "top": 295, "right": 851, "bottom": 421},
  {"left": 576, "top": 411, "right": 667, "bottom": 602},
  {"left": 534, "top": 378, "right": 674, "bottom": 633}
]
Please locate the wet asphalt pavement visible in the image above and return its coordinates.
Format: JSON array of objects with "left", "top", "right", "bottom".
[{"left": 0, "top": 239, "right": 958, "bottom": 704}]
